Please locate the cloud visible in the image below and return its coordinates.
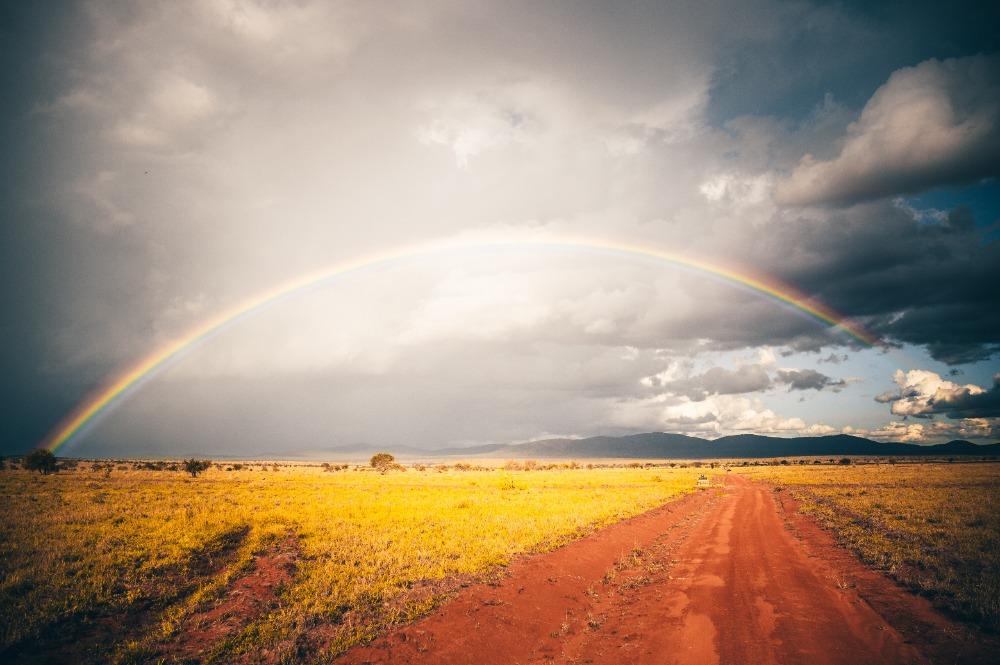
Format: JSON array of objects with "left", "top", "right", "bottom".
[
  {"left": 664, "top": 395, "right": 836, "bottom": 436},
  {"left": 416, "top": 90, "right": 532, "bottom": 168},
  {"left": 845, "top": 417, "right": 997, "bottom": 443},
  {"left": 817, "top": 352, "right": 848, "bottom": 364},
  {"left": 699, "top": 172, "right": 773, "bottom": 206},
  {"left": 654, "top": 364, "right": 846, "bottom": 400},
  {"left": 776, "top": 368, "right": 846, "bottom": 391},
  {"left": 739, "top": 201, "right": 1000, "bottom": 364},
  {"left": 776, "top": 55, "right": 1000, "bottom": 206},
  {"left": 108, "top": 74, "right": 219, "bottom": 149},
  {"left": 610, "top": 392, "right": 835, "bottom": 439},
  {"left": 71, "top": 170, "right": 135, "bottom": 231},
  {"left": 879, "top": 369, "right": 1000, "bottom": 418},
  {"left": 657, "top": 364, "right": 773, "bottom": 401}
]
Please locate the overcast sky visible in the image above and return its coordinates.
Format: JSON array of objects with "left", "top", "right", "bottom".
[{"left": 2, "top": 1, "right": 999, "bottom": 456}]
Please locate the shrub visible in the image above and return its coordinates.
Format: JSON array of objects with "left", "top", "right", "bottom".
[
  {"left": 838, "top": 457, "right": 852, "bottom": 465},
  {"left": 24, "top": 449, "right": 58, "bottom": 474},
  {"left": 183, "top": 458, "right": 211, "bottom": 477},
  {"left": 370, "top": 453, "right": 396, "bottom": 472}
]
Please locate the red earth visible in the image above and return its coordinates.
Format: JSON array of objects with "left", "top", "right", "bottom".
[
  {"left": 154, "top": 534, "right": 300, "bottom": 662},
  {"left": 339, "top": 475, "right": 995, "bottom": 665}
]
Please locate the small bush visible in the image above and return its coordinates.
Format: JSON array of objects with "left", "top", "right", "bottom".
[
  {"left": 183, "top": 458, "right": 211, "bottom": 477},
  {"left": 838, "top": 457, "right": 852, "bottom": 465}
]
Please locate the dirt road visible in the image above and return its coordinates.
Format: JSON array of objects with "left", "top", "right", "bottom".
[{"left": 340, "top": 476, "right": 992, "bottom": 664}]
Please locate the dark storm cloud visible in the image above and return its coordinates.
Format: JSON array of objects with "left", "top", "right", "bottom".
[
  {"left": 742, "top": 202, "right": 1000, "bottom": 365},
  {"left": 775, "top": 55, "right": 1000, "bottom": 207},
  {"left": 934, "top": 376, "right": 1000, "bottom": 418},
  {"left": 708, "top": 1, "right": 1000, "bottom": 123},
  {"left": 775, "top": 369, "right": 845, "bottom": 392},
  {"left": 661, "top": 364, "right": 773, "bottom": 401}
]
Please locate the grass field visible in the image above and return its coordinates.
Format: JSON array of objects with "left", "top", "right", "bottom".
[
  {"left": 0, "top": 462, "right": 702, "bottom": 663},
  {"left": 736, "top": 461, "right": 1000, "bottom": 631}
]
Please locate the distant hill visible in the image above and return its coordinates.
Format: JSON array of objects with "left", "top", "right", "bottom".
[
  {"left": 452, "top": 433, "right": 1000, "bottom": 459},
  {"left": 301, "top": 433, "right": 1000, "bottom": 460}
]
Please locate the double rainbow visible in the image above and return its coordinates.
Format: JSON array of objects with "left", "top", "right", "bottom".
[{"left": 40, "top": 236, "right": 880, "bottom": 453}]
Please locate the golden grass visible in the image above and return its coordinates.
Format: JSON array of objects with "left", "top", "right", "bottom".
[
  {"left": 0, "top": 463, "right": 701, "bottom": 662},
  {"left": 736, "top": 462, "right": 1000, "bottom": 630}
]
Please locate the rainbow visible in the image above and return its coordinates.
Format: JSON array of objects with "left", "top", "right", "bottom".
[{"left": 40, "top": 236, "right": 880, "bottom": 453}]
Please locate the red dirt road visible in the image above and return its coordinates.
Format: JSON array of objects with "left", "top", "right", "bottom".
[{"left": 340, "top": 476, "right": 993, "bottom": 665}]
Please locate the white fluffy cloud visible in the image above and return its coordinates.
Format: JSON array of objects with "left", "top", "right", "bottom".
[
  {"left": 610, "top": 391, "right": 835, "bottom": 439},
  {"left": 845, "top": 417, "right": 997, "bottom": 443},
  {"left": 859, "top": 368, "right": 1000, "bottom": 443},
  {"left": 777, "top": 55, "right": 1000, "bottom": 206},
  {"left": 877, "top": 369, "right": 997, "bottom": 417}
]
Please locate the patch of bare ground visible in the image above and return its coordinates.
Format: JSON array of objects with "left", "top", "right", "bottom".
[
  {"left": 1, "top": 525, "right": 250, "bottom": 665},
  {"left": 149, "top": 532, "right": 301, "bottom": 664}
]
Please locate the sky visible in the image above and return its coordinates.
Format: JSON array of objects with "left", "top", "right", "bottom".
[{"left": 2, "top": 0, "right": 999, "bottom": 457}]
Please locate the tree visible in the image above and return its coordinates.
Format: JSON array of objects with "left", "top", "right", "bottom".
[
  {"left": 183, "top": 458, "right": 211, "bottom": 477},
  {"left": 25, "top": 449, "right": 58, "bottom": 474},
  {"left": 370, "top": 452, "right": 396, "bottom": 472}
]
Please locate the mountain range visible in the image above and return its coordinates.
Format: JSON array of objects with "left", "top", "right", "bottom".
[{"left": 278, "top": 433, "right": 1000, "bottom": 460}]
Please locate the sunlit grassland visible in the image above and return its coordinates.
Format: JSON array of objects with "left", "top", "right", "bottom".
[
  {"left": 737, "top": 462, "right": 1000, "bottom": 630},
  {"left": 0, "top": 463, "right": 702, "bottom": 662}
]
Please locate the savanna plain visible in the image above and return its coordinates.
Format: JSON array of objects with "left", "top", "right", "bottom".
[{"left": 0, "top": 458, "right": 997, "bottom": 664}]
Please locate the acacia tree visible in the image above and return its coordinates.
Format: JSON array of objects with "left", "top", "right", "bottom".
[
  {"left": 183, "top": 458, "right": 211, "bottom": 477},
  {"left": 25, "top": 449, "right": 58, "bottom": 474},
  {"left": 370, "top": 452, "right": 396, "bottom": 473}
]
